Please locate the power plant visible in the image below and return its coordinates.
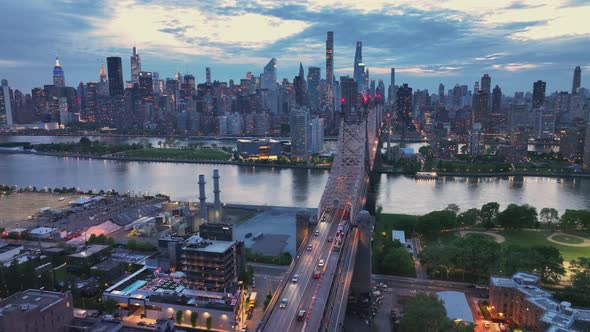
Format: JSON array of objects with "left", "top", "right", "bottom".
[{"left": 197, "top": 170, "right": 224, "bottom": 223}]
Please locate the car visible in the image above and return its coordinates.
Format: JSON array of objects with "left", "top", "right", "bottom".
[
  {"left": 328, "top": 236, "right": 333, "bottom": 242},
  {"left": 484, "top": 321, "right": 491, "bottom": 328},
  {"left": 307, "top": 245, "right": 313, "bottom": 251},
  {"left": 245, "top": 232, "right": 252, "bottom": 238},
  {"left": 318, "top": 259, "right": 325, "bottom": 267},
  {"left": 147, "top": 323, "right": 156, "bottom": 328},
  {"left": 279, "top": 298, "right": 288, "bottom": 308},
  {"left": 321, "top": 217, "right": 326, "bottom": 222},
  {"left": 297, "top": 310, "right": 306, "bottom": 321},
  {"left": 313, "top": 271, "right": 321, "bottom": 279},
  {"left": 314, "top": 230, "right": 320, "bottom": 236},
  {"left": 137, "top": 321, "right": 146, "bottom": 326},
  {"left": 241, "top": 327, "right": 248, "bottom": 332},
  {"left": 292, "top": 274, "right": 299, "bottom": 283}
]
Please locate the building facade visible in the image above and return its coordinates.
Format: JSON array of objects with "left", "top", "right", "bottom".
[{"left": 0, "top": 289, "right": 73, "bottom": 332}]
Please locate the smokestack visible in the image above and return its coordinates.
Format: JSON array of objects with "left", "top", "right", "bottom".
[
  {"left": 198, "top": 175, "right": 207, "bottom": 220},
  {"left": 213, "top": 169, "right": 222, "bottom": 222}
]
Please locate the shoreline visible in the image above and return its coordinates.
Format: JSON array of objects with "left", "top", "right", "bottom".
[
  {"left": 0, "top": 149, "right": 332, "bottom": 170},
  {"left": 376, "top": 168, "right": 590, "bottom": 179}
]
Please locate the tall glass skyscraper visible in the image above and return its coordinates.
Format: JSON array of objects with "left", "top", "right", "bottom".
[
  {"left": 107, "top": 57, "right": 124, "bottom": 96},
  {"left": 572, "top": 66, "right": 581, "bottom": 95},
  {"left": 130, "top": 47, "right": 141, "bottom": 85},
  {"left": 52, "top": 57, "right": 65, "bottom": 88}
]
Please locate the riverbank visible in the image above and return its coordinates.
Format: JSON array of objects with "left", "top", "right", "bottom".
[
  {"left": 0, "top": 149, "right": 332, "bottom": 170},
  {"left": 375, "top": 168, "right": 590, "bottom": 179}
]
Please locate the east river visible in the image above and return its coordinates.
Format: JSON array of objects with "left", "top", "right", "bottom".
[{"left": 1, "top": 136, "right": 589, "bottom": 215}]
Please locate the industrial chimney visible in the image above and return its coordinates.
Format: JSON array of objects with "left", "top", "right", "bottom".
[
  {"left": 213, "top": 169, "right": 222, "bottom": 222},
  {"left": 198, "top": 175, "right": 207, "bottom": 220}
]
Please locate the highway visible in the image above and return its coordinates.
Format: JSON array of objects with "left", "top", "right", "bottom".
[{"left": 263, "top": 209, "right": 344, "bottom": 331}]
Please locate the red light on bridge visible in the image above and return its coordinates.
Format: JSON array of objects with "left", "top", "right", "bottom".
[
  {"left": 357, "top": 230, "right": 360, "bottom": 237},
  {"left": 340, "top": 97, "right": 346, "bottom": 104}
]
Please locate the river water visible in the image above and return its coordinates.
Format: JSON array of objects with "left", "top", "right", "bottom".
[{"left": 0, "top": 136, "right": 588, "bottom": 214}]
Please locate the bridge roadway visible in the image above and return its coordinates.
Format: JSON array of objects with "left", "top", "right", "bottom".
[{"left": 263, "top": 209, "right": 345, "bottom": 331}]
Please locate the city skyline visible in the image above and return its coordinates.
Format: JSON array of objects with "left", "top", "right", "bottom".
[{"left": 1, "top": 1, "right": 589, "bottom": 94}]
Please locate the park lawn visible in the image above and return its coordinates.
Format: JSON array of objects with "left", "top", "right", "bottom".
[
  {"left": 375, "top": 213, "right": 419, "bottom": 236},
  {"left": 500, "top": 230, "right": 590, "bottom": 263},
  {"left": 124, "top": 148, "right": 230, "bottom": 161}
]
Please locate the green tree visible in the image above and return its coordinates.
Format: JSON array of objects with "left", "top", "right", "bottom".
[
  {"left": 530, "top": 245, "right": 565, "bottom": 284},
  {"left": 176, "top": 310, "right": 183, "bottom": 325},
  {"left": 457, "top": 208, "right": 480, "bottom": 226},
  {"left": 206, "top": 316, "right": 213, "bottom": 331},
  {"left": 445, "top": 204, "right": 460, "bottom": 216},
  {"left": 560, "top": 210, "right": 590, "bottom": 230},
  {"left": 556, "top": 257, "right": 590, "bottom": 307},
  {"left": 497, "top": 204, "right": 538, "bottom": 229},
  {"left": 190, "top": 311, "right": 198, "bottom": 327},
  {"left": 539, "top": 208, "right": 559, "bottom": 225},
  {"left": 380, "top": 245, "right": 415, "bottom": 277},
  {"left": 103, "top": 298, "right": 117, "bottom": 314},
  {"left": 481, "top": 202, "right": 500, "bottom": 229},
  {"left": 398, "top": 294, "right": 450, "bottom": 332}
]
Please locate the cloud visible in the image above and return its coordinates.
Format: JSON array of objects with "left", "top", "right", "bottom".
[{"left": 491, "top": 63, "right": 539, "bottom": 71}]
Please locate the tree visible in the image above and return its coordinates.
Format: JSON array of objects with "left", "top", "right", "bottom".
[
  {"left": 556, "top": 257, "right": 590, "bottom": 307},
  {"left": 445, "top": 204, "right": 460, "bottom": 216},
  {"left": 481, "top": 202, "right": 500, "bottom": 229},
  {"left": 190, "top": 311, "right": 198, "bottom": 328},
  {"left": 539, "top": 208, "right": 559, "bottom": 225},
  {"left": 103, "top": 298, "right": 117, "bottom": 314},
  {"left": 176, "top": 310, "right": 183, "bottom": 325},
  {"left": 457, "top": 208, "right": 480, "bottom": 226},
  {"left": 206, "top": 316, "right": 213, "bottom": 331},
  {"left": 497, "top": 204, "right": 538, "bottom": 229},
  {"left": 380, "top": 246, "right": 415, "bottom": 277},
  {"left": 560, "top": 210, "right": 590, "bottom": 230},
  {"left": 530, "top": 245, "right": 565, "bottom": 284},
  {"left": 398, "top": 294, "right": 450, "bottom": 332}
]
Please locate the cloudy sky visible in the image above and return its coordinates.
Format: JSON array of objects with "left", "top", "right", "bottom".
[{"left": 1, "top": 0, "right": 589, "bottom": 94}]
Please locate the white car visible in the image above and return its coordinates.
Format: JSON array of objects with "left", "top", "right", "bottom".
[
  {"left": 307, "top": 245, "right": 313, "bottom": 251},
  {"left": 292, "top": 274, "right": 299, "bottom": 283},
  {"left": 314, "top": 230, "right": 320, "bottom": 236},
  {"left": 318, "top": 259, "right": 325, "bottom": 267},
  {"left": 279, "top": 298, "right": 288, "bottom": 308}
]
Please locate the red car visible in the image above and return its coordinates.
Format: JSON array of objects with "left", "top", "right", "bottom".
[{"left": 313, "top": 271, "right": 321, "bottom": 279}]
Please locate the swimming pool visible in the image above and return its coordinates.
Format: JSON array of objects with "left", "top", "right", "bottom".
[{"left": 120, "top": 280, "right": 147, "bottom": 295}]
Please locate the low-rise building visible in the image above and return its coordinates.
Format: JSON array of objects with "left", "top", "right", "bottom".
[
  {"left": 29, "top": 227, "right": 59, "bottom": 239},
  {"left": 67, "top": 244, "right": 111, "bottom": 272},
  {"left": 490, "top": 272, "right": 590, "bottom": 331},
  {"left": 236, "top": 138, "right": 282, "bottom": 160},
  {"left": 0, "top": 289, "right": 73, "bottom": 332}
]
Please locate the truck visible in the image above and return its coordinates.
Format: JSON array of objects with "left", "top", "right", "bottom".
[{"left": 249, "top": 292, "right": 257, "bottom": 307}]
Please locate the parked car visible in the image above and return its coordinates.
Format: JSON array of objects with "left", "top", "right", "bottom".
[{"left": 245, "top": 232, "right": 252, "bottom": 238}]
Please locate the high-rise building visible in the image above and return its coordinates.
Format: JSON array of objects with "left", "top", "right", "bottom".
[
  {"left": 52, "top": 57, "right": 65, "bottom": 88},
  {"left": 340, "top": 76, "right": 358, "bottom": 113},
  {"left": 99, "top": 63, "right": 107, "bottom": 83},
  {"left": 107, "top": 57, "right": 124, "bottom": 96},
  {"left": 138, "top": 71, "right": 153, "bottom": 101},
  {"left": 492, "top": 85, "right": 502, "bottom": 113},
  {"left": 130, "top": 46, "right": 141, "bottom": 85},
  {"left": 0, "top": 84, "right": 14, "bottom": 126},
  {"left": 388, "top": 68, "right": 396, "bottom": 104},
  {"left": 294, "top": 75, "right": 306, "bottom": 107},
  {"left": 537, "top": 107, "right": 555, "bottom": 139},
  {"left": 353, "top": 41, "right": 363, "bottom": 89},
  {"left": 532, "top": 80, "right": 546, "bottom": 109},
  {"left": 396, "top": 84, "right": 413, "bottom": 128},
  {"left": 307, "top": 66, "right": 321, "bottom": 109},
  {"left": 438, "top": 83, "right": 445, "bottom": 104},
  {"left": 472, "top": 90, "right": 488, "bottom": 128},
  {"left": 290, "top": 107, "right": 309, "bottom": 160},
  {"left": 584, "top": 124, "right": 590, "bottom": 170},
  {"left": 481, "top": 74, "right": 491, "bottom": 94},
  {"left": 262, "top": 58, "right": 277, "bottom": 91},
  {"left": 572, "top": 66, "right": 581, "bottom": 95},
  {"left": 206, "top": 67, "right": 211, "bottom": 85},
  {"left": 326, "top": 31, "right": 334, "bottom": 84},
  {"left": 309, "top": 117, "right": 324, "bottom": 154}
]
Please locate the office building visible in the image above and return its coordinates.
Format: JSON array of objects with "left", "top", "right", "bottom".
[
  {"left": 532, "top": 80, "right": 546, "bottom": 109},
  {"left": 294, "top": 75, "right": 306, "bottom": 107},
  {"left": 138, "top": 71, "right": 153, "bottom": 101},
  {"left": 262, "top": 58, "right": 277, "bottom": 91},
  {"left": 572, "top": 66, "right": 581, "bottom": 95},
  {"left": 107, "top": 57, "right": 124, "bottom": 96},
  {"left": 396, "top": 83, "right": 413, "bottom": 128},
  {"left": 537, "top": 107, "right": 555, "bottom": 139},
  {"left": 438, "top": 83, "right": 445, "bottom": 104},
  {"left": 481, "top": 74, "right": 491, "bottom": 94},
  {"left": 388, "top": 68, "right": 396, "bottom": 104},
  {"left": 472, "top": 90, "right": 488, "bottom": 128},
  {"left": 130, "top": 46, "right": 141, "bottom": 85},
  {"left": 0, "top": 289, "right": 73, "bottom": 331},
  {"left": 0, "top": 85, "right": 14, "bottom": 126},
  {"left": 309, "top": 117, "right": 324, "bottom": 154},
  {"left": 180, "top": 235, "right": 244, "bottom": 292},
  {"left": 340, "top": 76, "right": 358, "bottom": 113},
  {"left": 559, "top": 123, "right": 585, "bottom": 162},
  {"left": 326, "top": 31, "right": 334, "bottom": 84},
  {"left": 200, "top": 222, "right": 233, "bottom": 241},
  {"left": 584, "top": 124, "right": 590, "bottom": 170},
  {"left": 353, "top": 41, "right": 364, "bottom": 91},
  {"left": 490, "top": 272, "right": 590, "bottom": 331},
  {"left": 492, "top": 85, "right": 502, "bottom": 113},
  {"left": 290, "top": 107, "right": 309, "bottom": 160},
  {"left": 52, "top": 57, "right": 66, "bottom": 88},
  {"left": 307, "top": 66, "right": 321, "bottom": 109},
  {"left": 206, "top": 67, "right": 211, "bottom": 85}
]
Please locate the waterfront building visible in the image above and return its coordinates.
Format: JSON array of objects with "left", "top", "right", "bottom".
[
  {"left": 290, "top": 107, "right": 309, "bottom": 160},
  {"left": 309, "top": 116, "right": 324, "bottom": 154},
  {"left": 236, "top": 138, "right": 282, "bottom": 160},
  {"left": 0, "top": 84, "right": 14, "bottom": 126}
]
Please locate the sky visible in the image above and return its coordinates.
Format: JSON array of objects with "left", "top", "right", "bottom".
[{"left": 1, "top": 0, "right": 589, "bottom": 95}]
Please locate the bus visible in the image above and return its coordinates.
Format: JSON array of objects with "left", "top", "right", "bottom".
[{"left": 249, "top": 292, "right": 257, "bottom": 307}]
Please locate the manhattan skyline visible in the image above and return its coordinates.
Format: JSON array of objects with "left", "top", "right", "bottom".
[{"left": 1, "top": 1, "right": 590, "bottom": 94}]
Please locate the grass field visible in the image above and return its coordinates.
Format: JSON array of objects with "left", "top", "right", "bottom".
[
  {"left": 552, "top": 234, "right": 585, "bottom": 245},
  {"left": 463, "top": 232, "right": 497, "bottom": 242},
  {"left": 501, "top": 230, "right": 590, "bottom": 263},
  {"left": 124, "top": 148, "right": 230, "bottom": 161},
  {"left": 375, "top": 213, "right": 419, "bottom": 237}
]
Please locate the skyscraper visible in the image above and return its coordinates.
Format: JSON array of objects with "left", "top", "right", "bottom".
[
  {"left": 290, "top": 107, "right": 309, "bottom": 160},
  {"left": 130, "top": 46, "right": 141, "bottom": 85},
  {"left": 309, "top": 117, "right": 324, "bottom": 154},
  {"left": 52, "top": 57, "right": 65, "bottom": 88},
  {"left": 472, "top": 90, "right": 488, "bottom": 127},
  {"left": 492, "top": 85, "right": 502, "bottom": 113},
  {"left": 572, "top": 66, "right": 581, "bottom": 95},
  {"left": 532, "top": 80, "right": 546, "bottom": 109},
  {"left": 388, "top": 68, "right": 396, "bottom": 103},
  {"left": 261, "top": 58, "right": 277, "bottom": 91},
  {"left": 340, "top": 76, "right": 358, "bottom": 113},
  {"left": 107, "top": 57, "right": 124, "bottom": 96},
  {"left": 206, "top": 67, "right": 211, "bottom": 85},
  {"left": 353, "top": 41, "right": 363, "bottom": 85},
  {"left": 0, "top": 84, "right": 14, "bottom": 126},
  {"left": 326, "top": 31, "right": 334, "bottom": 84},
  {"left": 438, "top": 83, "right": 445, "bottom": 104},
  {"left": 396, "top": 84, "right": 413, "bottom": 129},
  {"left": 294, "top": 75, "right": 306, "bottom": 107},
  {"left": 99, "top": 64, "right": 107, "bottom": 83},
  {"left": 481, "top": 74, "right": 491, "bottom": 94},
  {"left": 298, "top": 62, "right": 305, "bottom": 86},
  {"left": 307, "top": 67, "right": 321, "bottom": 109},
  {"left": 138, "top": 71, "right": 153, "bottom": 101}
]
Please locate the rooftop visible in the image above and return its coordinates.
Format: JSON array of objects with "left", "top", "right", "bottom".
[
  {"left": 0, "top": 289, "right": 68, "bottom": 313},
  {"left": 69, "top": 244, "right": 110, "bottom": 258},
  {"left": 29, "top": 227, "right": 57, "bottom": 235},
  {"left": 182, "top": 235, "right": 235, "bottom": 253},
  {"left": 437, "top": 291, "right": 474, "bottom": 324}
]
